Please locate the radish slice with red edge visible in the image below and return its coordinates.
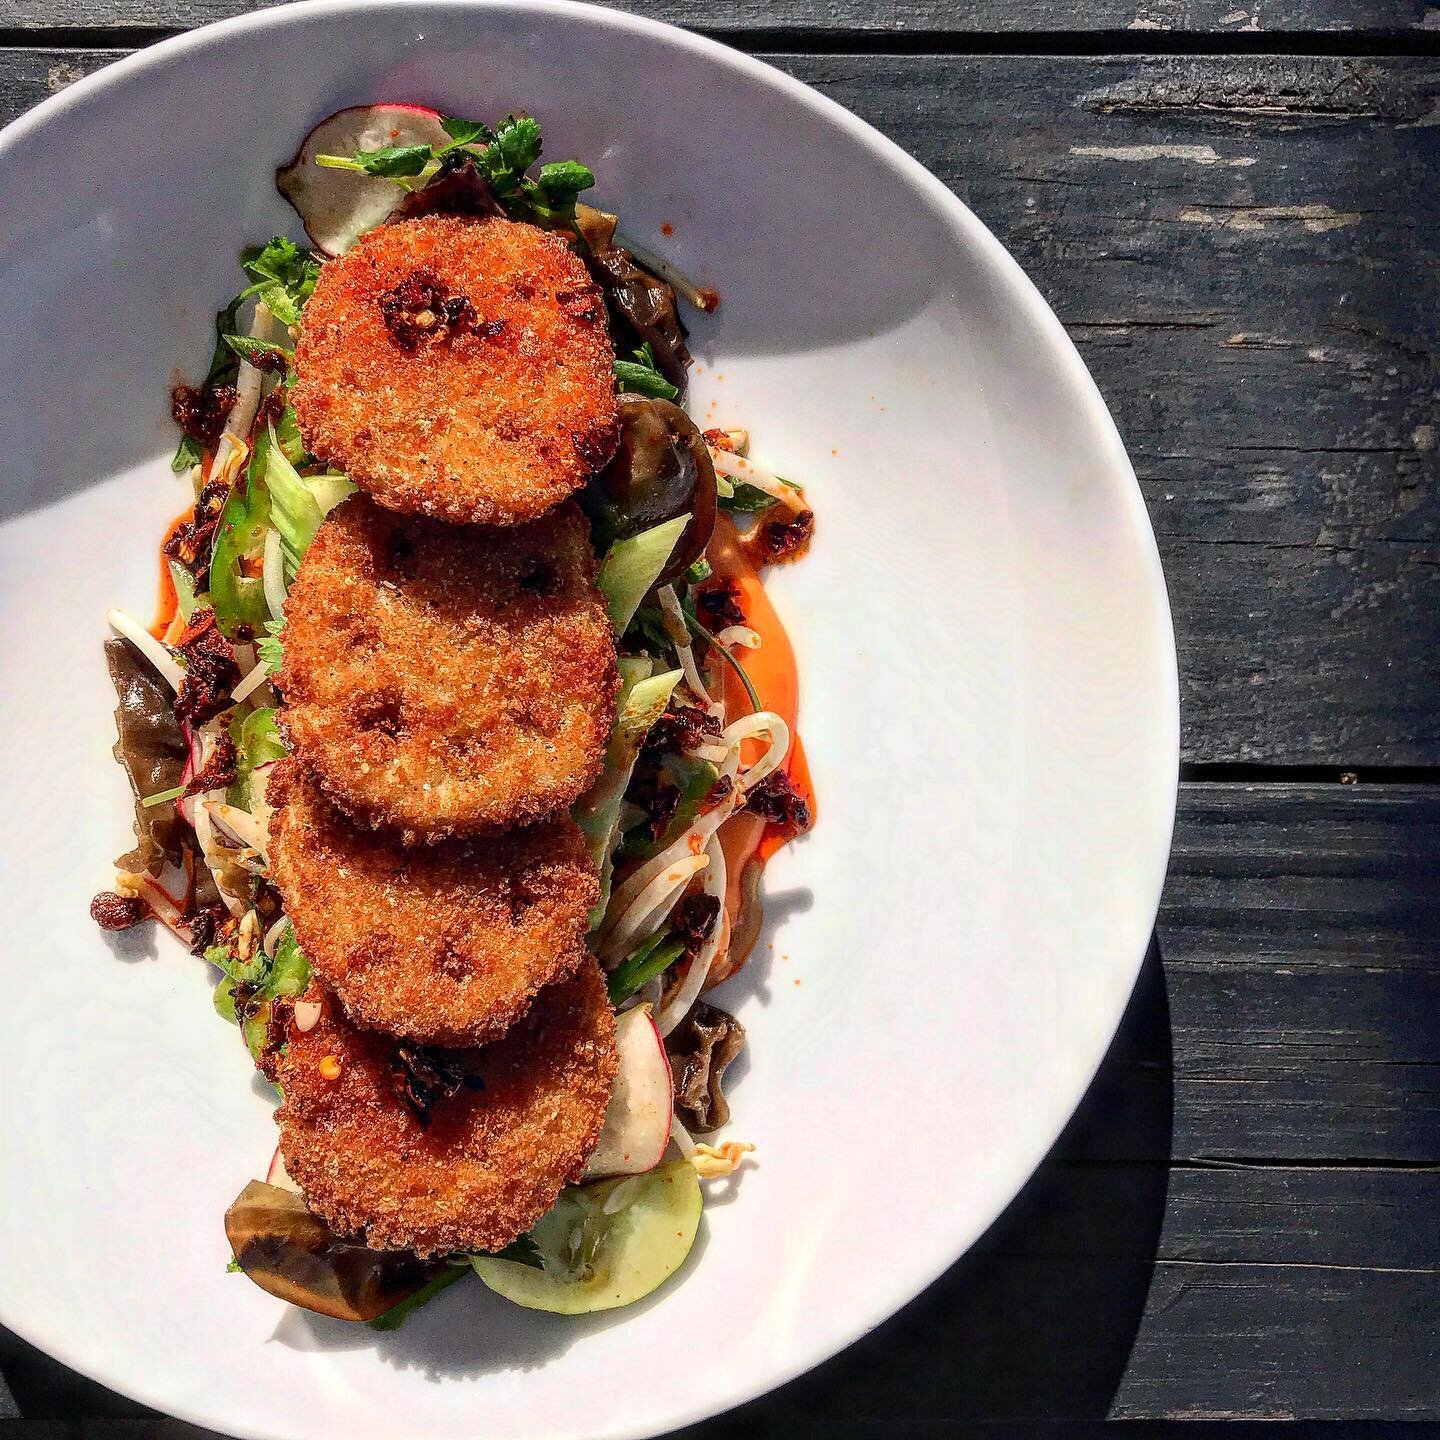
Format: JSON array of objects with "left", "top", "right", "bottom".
[
  {"left": 276, "top": 104, "right": 451, "bottom": 256},
  {"left": 585, "top": 1007, "right": 674, "bottom": 1179}
]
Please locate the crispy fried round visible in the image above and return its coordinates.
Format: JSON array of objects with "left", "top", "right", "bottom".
[
  {"left": 276, "top": 494, "right": 618, "bottom": 839},
  {"left": 291, "top": 215, "right": 619, "bottom": 525},
  {"left": 268, "top": 760, "right": 598, "bottom": 1047},
  {"left": 275, "top": 963, "right": 618, "bottom": 1256}
]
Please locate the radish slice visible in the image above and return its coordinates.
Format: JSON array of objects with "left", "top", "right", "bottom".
[
  {"left": 276, "top": 104, "right": 451, "bottom": 255},
  {"left": 265, "top": 1146, "right": 301, "bottom": 1194},
  {"left": 585, "top": 1008, "right": 674, "bottom": 1179}
]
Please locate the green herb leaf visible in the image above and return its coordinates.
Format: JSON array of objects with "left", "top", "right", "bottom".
[
  {"left": 613, "top": 342, "right": 678, "bottom": 400},
  {"left": 718, "top": 482, "right": 778, "bottom": 514},
  {"left": 368, "top": 1264, "right": 470, "bottom": 1331},
  {"left": 478, "top": 115, "right": 543, "bottom": 193},
  {"left": 439, "top": 115, "right": 493, "bottom": 149},
  {"left": 685, "top": 557, "right": 713, "bottom": 585},
  {"left": 240, "top": 237, "right": 321, "bottom": 326},
  {"left": 257, "top": 617, "right": 286, "bottom": 674},
  {"left": 613, "top": 360, "right": 678, "bottom": 400},
  {"left": 226, "top": 1256, "right": 243, "bottom": 1273},
  {"left": 224, "top": 334, "right": 294, "bottom": 368},
  {"left": 534, "top": 159, "right": 595, "bottom": 207},
  {"left": 318, "top": 143, "right": 435, "bottom": 179}
]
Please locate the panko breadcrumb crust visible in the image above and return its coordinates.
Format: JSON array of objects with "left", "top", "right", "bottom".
[
  {"left": 275, "top": 494, "right": 618, "bottom": 840},
  {"left": 268, "top": 759, "right": 599, "bottom": 1047},
  {"left": 276, "top": 963, "right": 618, "bottom": 1257},
  {"left": 291, "top": 214, "right": 619, "bottom": 526}
]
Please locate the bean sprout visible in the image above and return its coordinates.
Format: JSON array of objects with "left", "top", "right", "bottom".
[
  {"left": 708, "top": 447, "right": 805, "bottom": 513},
  {"left": 656, "top": 835, "right": 728, "bottom": 1037},
  {"left": 657, "top": 583, "right": 712, "bottom": 706},
  {"left": 599, "top": 852, "right": 709, "bottom": 966},
  {"left": 106, "top": 609, "right": 185, "bottom": 692}
]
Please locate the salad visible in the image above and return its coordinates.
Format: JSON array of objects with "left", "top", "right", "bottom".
[{"left": 92, "top": 103, "right": 814, "bottom": 1327}]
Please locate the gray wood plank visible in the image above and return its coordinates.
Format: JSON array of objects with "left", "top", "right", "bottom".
[
  {"left": 1131, "top": 783, "right": 1440, "bottom": 1164},
  {"left": 3, "top": 0, "right": 1438, "bottom": 37},
  {"left": 4, "top": 50, "right": 1437, "bottom": 764}
]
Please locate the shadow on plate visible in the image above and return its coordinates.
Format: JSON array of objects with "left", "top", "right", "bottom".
[{"left": 672, "top": 934, "right": 1177, "bottom": 1435}]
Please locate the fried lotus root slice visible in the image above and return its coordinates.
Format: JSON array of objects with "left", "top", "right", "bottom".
[
  {"left": 276, "top": 965, "right": 618, "bottom": 1257},
  {"left": 269, "top": 759, "right": 598, "bottom": 1047},
  {"left": 291, "top": 214, "right": 619, "bottom": 525},
  {"left": 276, "top": 495, "right": 618, "bottom": 839}
]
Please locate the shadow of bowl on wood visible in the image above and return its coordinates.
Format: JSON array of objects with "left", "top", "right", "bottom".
[{"left": 672, "top": 934, "right": 1175, "bottom": 1432}]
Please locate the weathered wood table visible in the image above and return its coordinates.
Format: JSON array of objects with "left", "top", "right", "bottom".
[{"left": 2, "top": 0, "right": 1437, "bottom": 1429}]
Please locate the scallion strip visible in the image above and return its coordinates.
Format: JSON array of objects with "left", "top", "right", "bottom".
[{"left": 607, "top": 933, "right": 686, "bottom": 1006}]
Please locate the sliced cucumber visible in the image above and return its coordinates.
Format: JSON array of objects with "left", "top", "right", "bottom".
[{"left": 472, "top": 1162, "right": 701, "bottom": 1314}]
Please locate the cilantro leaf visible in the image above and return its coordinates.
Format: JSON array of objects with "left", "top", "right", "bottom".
[
  {"left": 240, "top": 237, "right": 322, "bottom": 326},
  {"left": 224, "top": 334, "right": 293, "bottom": 369},
  {"left": 368, "top": 1264, "right": 470, "bottom": 1331},
  {"left": 316, "top": 143, "right": 435, "bottom": 180},
  {"left": 478, "top": 115, "right": 543, "bottom": 193},
  {"left": 534, "top": 159, "right": 594, "bottom": 207},
  {"left": 718, "top": 481, "right": 778, "bottom": 513},
  {"left": 439, "top": 115, "right": 493, "bottom": 150},
  {"left": 257, "top": 617, "right": 286, "bottom": 674},
  {"left": 614, "top": 342, "right": 678, "bottom": 400}
]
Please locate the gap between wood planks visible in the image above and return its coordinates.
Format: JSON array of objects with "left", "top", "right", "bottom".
[
  {"left": 2, "top": 24, "right": 1440, "bottom": 56},
  {"left": 1181, "top": 764, "right": 1440, "bottom": 786}
]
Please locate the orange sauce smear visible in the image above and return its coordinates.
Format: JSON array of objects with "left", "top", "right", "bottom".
[
  {"left": 705, "top": 515, "right": 815, "bottom": 984},
  {"left": 151, "top": 509, "right": 192, "bottom": 639}
]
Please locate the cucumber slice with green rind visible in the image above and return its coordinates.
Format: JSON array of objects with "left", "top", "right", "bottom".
[{"left": 471, "top": 1161, "right": 701, "bottom": 1313}]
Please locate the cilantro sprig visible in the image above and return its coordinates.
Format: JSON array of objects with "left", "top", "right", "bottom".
[{"left": 314, "top": 113, "right": 595, "bottom": 224}]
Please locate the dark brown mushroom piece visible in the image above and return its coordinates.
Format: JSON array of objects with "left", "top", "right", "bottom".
[
  {"left": 575, "top": 210, "right": 691, "bottom": 395},
  {"left": 583, "top": 394, "right": 717, "bottom": 585},
  {"left": 666, "top": 1002, "right": 746, "bottom": 1134},
  {"left": 224, "top": 1180, "right": 443, "bottom": 1322},
  {"left": 389, "top": 155, "right": 504, "bottom": 225},
  {"left": 105, "top": 636, "right": 188, "bottom": 877}
]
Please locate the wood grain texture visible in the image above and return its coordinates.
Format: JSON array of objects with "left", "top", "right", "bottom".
[
  {"left": 4, "top": 49, "right": 1437, "bottom": 763},
  {"left": 3, "top": 0, "right": 1439, "bottom": 37}
]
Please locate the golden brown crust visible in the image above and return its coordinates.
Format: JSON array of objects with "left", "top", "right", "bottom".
[
  {"left": 276, "top": 964, "right": 618, "bottom": 1256},
  {"left": 268, "top": 759, "right": 599, "bottom": 1047},
  {"left": 291, "top": 215, "right": 619, "bottom": 526},
  {"left": 275, "top": 494, "right": 619, "bottom": 839}
]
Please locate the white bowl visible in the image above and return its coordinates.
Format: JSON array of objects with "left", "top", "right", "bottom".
[{"left": 0, "top": 3, "right": 1178, "bottom": 1436}]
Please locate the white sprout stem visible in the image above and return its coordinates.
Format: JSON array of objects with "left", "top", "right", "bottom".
[
  {"left": 656, "top": 835, "right": 728, "bottom": 1037},
  {"left": 115, "top": 870, "right": 189, "bottom": 938},
  {"left": 724, "top": 710, "right": 791, "bottom": 793},
  {"left": 599, "top": 747, "right": 743, "bottom": 941},
  {"left": 599, "top": 852, "right": 710, "bottom": 967},
  {"left": 613, "top": 234, "right": 714, "bottom": 312},
  {"left": 262, "top": 914, "right": 290, "bottom": 959},
  {"left": 669, "top": 1114, "right": 698, "bottom": 1159},
  {"left": 204, "top": 801, "right": 268, "bottom": 861},
  {"left": 230, "top": 662, "right": 271, "bottom": 706},
  {"left": 715, "top": 625, "right": 761, "bottom": 650},
  {"left": 188, "top": 722, "right": 249, "bottom": 917},
  {"left": 657, "top": 583, "right": 712, "bottom": 705},
  {"left": 106, "top": 609, "right": 185, "bottom": 692},
  {"left": 262, "top": 527, "right": 287, "bottom": 621},
  {"left": 708, "top": 447, "right": 805, "bottom": 513},
  {"left": 223, "top": 299, "right": 276, "bottom": 444}
]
